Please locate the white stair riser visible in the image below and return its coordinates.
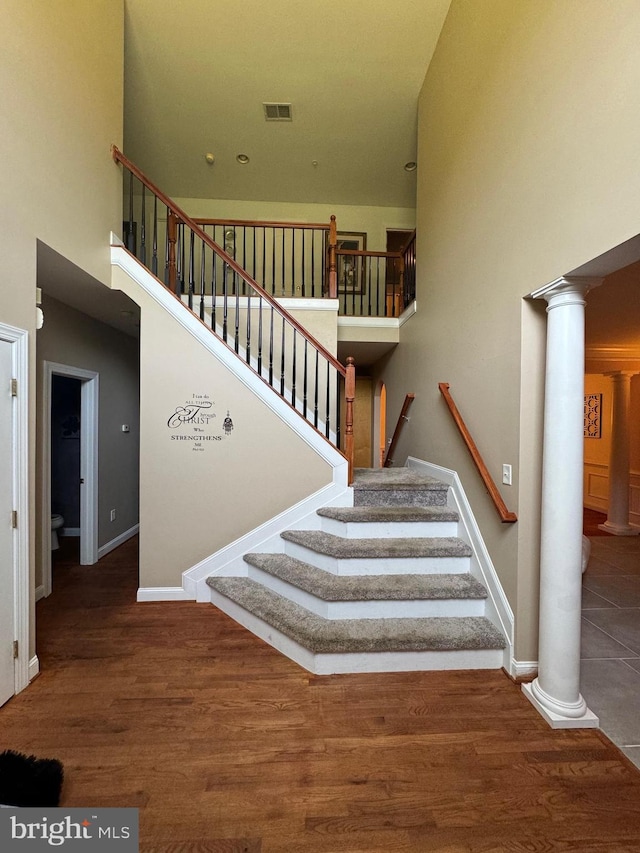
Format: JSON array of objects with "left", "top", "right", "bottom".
[
  {"left": 209, "top": 588, "right": 502, "bottom": 674},
  {"left": 282, "top": 540, "right": 471, "bottom": 575},
  {"left": 319, "top": 518, "right": 458, "bottom": 538},
  {"left": 246, "top": 565, "right": 485, "bottom": 618}
]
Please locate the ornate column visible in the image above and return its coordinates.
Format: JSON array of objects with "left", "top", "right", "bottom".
[
  {"left": 599, "top": 371, "right": 639, "bottom": 535},
  {"left": 522, "top": 277, "right": 600, "bottom": 728}
]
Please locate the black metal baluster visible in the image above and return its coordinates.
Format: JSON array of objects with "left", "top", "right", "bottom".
[
  {"left": 301, "top": 230, "right": 306, "bottom": 297},
  {"left": 252, "top": 227, "right": 256, "bottom": 281},
  {"left": 140, "top": 187, "right": 146, "bottom": 266},
  {"left": 268, "top": 306, "right": 274, "bottom": 387},
  {"left": 127, "top": 171, "right": 135, "bottom": 253},
  {"left": 246, "top": 286, "right": 251, "bottom": 365},
  {"left": 291, "top": 329, "right": 297, "bottom": 405},
  {"left": 311, "top": 230, "right": 315, "bottom": 298},
  {"left": 257, "top": 296, "right": 263, "bottom": 376},
  {"left": 325, "top": 361, "right": 331, "bottom": 438},
  {"left": 199, "top": 237, "right": 205, "bottom": 320},
  {"left": 175, "top": 224, "right": 182, "bottom": 295},
  {"left": 188, "top": 230, "right": 195, "bottom": 310},
  {"left": 367, "top": 259, "right": 373, "bottom": 316},
  {"left": 376, "top": 260, "right": 381, "bottom": 316},
  {"left": 280, "top": 317, "right": 286, "bottom": 396},
  {"left": 314, "top": 350, "right": 319, "bottom": 428},
  {"left": 222, "top": 252, "right": 228, "bottom": 343},
  {"left": 351, "top": 254, "right": 356, "bottom": 316},
  {"left": 164, "top": 206, "right": 170, "bottom": 285},
  {"left": 336, "top": 371, "right": 341, "bottom": 449},
  {"left": 281, "top": 228, "right": 285, "bottom": 296},
  {"left": 261, "top": 227, "right": 266, "bottom": 293},
  {"left": 211, "top": 242, "right": 217, "bottom": 331},
  {"left": 234, "top": 268, "right": 240, "bottom": 353},
  {"left": 359, "top": 256, "right": 364, "bottom": 316},
  {"left": 242, "top": 227, "right": 247, "bottom": 295},
  {"left": 151, "top": 195, "right": 158, "bottom": 277},
  {"left": 271, "top": 227, "right": 276, "bottom": 296},
  {"left": 291, "top": 229, "right": 295, "bottom": 297},
  {"left": 303, "top": 340, "right": 308, "bottom": 418}
]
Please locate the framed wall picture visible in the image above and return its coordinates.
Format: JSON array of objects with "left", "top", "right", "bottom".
[
  {"left": 336, "top": 232, "right": 367, "bottom": 294},
  {"left": 584, "top": 393, "right": 602, "bottom": 438}
]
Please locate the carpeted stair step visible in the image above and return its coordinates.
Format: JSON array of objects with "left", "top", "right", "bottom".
[
  {"left": 242, "top": 552, "right": 488, "bottom": 618},
  {"left": 206, "top": 577, "right": 506, "bottom": 655},
  {"left": 352, "top": 467, "right": 449, "bottom": 507},
  {"left": 280, "top": 530, "right": 472, "bottom": 575},
  {"left": 317, "top": 505, "right": 459, "bottom": 538}
]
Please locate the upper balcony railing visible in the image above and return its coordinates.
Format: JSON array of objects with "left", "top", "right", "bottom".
[
  {"left": 191, "top": 216, "right": 416, "bottom": 319},
  {"left": 112, "top": 145, "right": 355, "bottom": 479}
]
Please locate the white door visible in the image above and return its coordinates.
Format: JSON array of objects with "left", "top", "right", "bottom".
[{"left": 0, "top": 339, "right": 15, "bottom": 707}]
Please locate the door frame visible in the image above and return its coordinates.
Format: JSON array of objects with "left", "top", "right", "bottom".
[
  {"left": 42, "top": 361, "right": 99, "bottom": 597},
  {"left": 0, "top": 321, "right": 29, "bottom": 696}
]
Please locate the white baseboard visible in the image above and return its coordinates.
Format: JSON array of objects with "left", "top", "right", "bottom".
[
  {"left": 35, "top": 585, "right": 45, "bottom": 602},
  {"left": 137, "top": 587, "right": 194, "bottom": 602},
  {"left": 510, "top": 659, "right": 538, "bottom": 679},
  {"left": 98, "top": 523, "right": 139, "bottom": 559},
  {"left": 29, "top": 656, "right": 40, "bottom": 681},
  {"left": 406, "top": 456, "right": 515, "bottom": 672}
]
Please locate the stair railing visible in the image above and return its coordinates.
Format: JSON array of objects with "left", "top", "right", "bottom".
[
  {"left": 438, "top": 383, "right": 517, "bottom": 523},
  {"left": 112, "top": 145, "right": 355, "bottom": 479},
  {"left": 335, "top": 244, "right": 415, "bottom": 318},
  {"left": 192, "top": 216, "right": 333, "bottom": 300},
  {"left": 384, "top": 393, "right": 415, "bottom": 467}
]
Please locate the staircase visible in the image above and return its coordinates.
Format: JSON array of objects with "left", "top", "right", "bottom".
[{"left": 207, "top": 467, "right": 507, "bottom": 674}]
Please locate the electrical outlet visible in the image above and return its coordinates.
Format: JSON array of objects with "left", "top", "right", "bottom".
[
  {"left": 110, "top": 509, "right": 116, "bottom": 522},
  {"left": 502, "top": 464, "right": 512, "bottom": 486}
]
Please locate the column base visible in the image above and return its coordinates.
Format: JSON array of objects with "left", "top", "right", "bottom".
[
  {"left": 598, "top": 521, "right": 640, "bottom": 536},
  {"left": 522, "top": 681, "right": 599, "bottom": 729}
]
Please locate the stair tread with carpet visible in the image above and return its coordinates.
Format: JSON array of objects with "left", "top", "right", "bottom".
[
  {"left": 206, "top": 577, "right": 506, "bottom": 654},
  {"left": 316, "top": 505, "right": 459, "bottom": 523},
  {"left": 243, "top": 552, "right": 488, "bottom": 601},
  {"left": 281, "top": 530, "right": 472, "bottom": 559}
]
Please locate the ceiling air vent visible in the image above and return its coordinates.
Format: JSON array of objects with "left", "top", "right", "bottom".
[{"left": 263, "top": 102, "right": 292, "bottom": 121}]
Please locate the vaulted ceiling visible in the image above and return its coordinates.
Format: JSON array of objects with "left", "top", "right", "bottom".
[{"left": 123, "top": 0, "right": 451, "bottom": 209}]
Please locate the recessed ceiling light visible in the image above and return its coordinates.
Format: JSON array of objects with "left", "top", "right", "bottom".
[
  {"left": 404, "top": 161, "right": 417, "bottom": 172},
  {"left": 236, "top": 153, "right": 250, "bottom": 164}
]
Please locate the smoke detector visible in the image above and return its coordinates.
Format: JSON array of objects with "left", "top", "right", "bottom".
[{"left": 263, "top": 102, "right": 293, "bottom": 121}]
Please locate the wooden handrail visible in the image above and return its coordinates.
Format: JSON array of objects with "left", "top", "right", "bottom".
[
  {"left": 384, "top": 394, "right": 415, "bottom": 467},
  {"left": 111, "top": 145, "right": 345, "bottom": 376},
  {"left": 438, "top": 383, "right": 517, "bottom": 523},
  {"left": 193, "top": 217, "right": 331, "bottom": 230}
]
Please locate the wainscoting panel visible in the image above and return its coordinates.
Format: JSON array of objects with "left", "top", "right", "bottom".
[{"left": 584, "top": 462, "right": 608, "bottom": 513}]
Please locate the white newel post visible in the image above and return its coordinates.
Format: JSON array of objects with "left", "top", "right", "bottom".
[
  {"left": 523, "top": 277, "right": 600, "bottom": 728},
  {"left": 599, "top": 371, "right": 639, "bottom": 536}
]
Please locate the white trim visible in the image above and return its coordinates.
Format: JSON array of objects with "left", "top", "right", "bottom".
[
  {"left": 185, "top": 479, "right": 351, "bottom": 601},
  {"left": 398, "top": 300, "right": 417, "bottom": 326},
  {"left": 338, "top": 315, "right": 400, "bottom": 329},
  {"left": 137, "top": 587, "right": 193, "bottom": 602},
  {"left": 586, "top": 345, "right": 640, "bottom": 364},
  {"left": 0, "top": 322, "right": 30, "bottom": 696},
  {"left": 112, "top": 246, "right": 346, "bottom": 470},
  {"left": 28, "top": 656, "right": 40, "bottom": 682},
  {"left": 522, "top": 682, "right": 599, "bottom": 729},
  {"left": 406, "top": 456, "right": 514, "bottom": 671},
  {"left": 510, "top": 659, "right": 538, "bottom": 679},
  {"left": 35, "top": 585, "right": 45, "bottom": 603},
  {"left": 98, "top": 523, "right": 139, "bottom": 559},
  {"left": 276, "top": 297, "right": 338, "bottom": 312},
  {"left": 42, "top": 362, "right": 99, "bottom": 597}
]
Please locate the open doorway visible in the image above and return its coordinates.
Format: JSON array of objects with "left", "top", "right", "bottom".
[{"left": 41, "top": 361, "right": 98, "bottom": 597}]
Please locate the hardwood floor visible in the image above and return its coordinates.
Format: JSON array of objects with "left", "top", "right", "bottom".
[{"left": 2, "top": 536, "right": 640, "bottom": 852}]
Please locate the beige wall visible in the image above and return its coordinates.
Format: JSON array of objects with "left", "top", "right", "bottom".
[
  {"left": 376, "top": 0, "right": 640, "bottom": 661},
  {"left": 0, "top": 1, "right": 124, "bottom": 657},
  {"left": 36, "top": 295, "right": 140, "bottom": 588},
  {"left": 113, "top": 266, "right": 335, "bottom": 588}
]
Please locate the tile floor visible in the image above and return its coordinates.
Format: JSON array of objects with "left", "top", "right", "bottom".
[{"left": 581, "top": 528, "right": 640, "bottom": 769}]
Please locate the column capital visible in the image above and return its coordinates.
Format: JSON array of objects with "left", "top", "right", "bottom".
[
  {"left": 604, "top": 370, "right": 640, "bottom": 379},
  {"left": 530, "top": 276, "right": 603, "bottom": 307}
]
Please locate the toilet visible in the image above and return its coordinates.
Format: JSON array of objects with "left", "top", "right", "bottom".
[{"left": 51, "top": 514, "right": 64, "bottom": 550}]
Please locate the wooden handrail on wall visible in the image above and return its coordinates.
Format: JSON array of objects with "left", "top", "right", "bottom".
[
  {"left": 438, "top": 383, "right": 517, "bottom": 523},
  {"left": 384, "top": 393, "right": 415, "bottom": 468}
]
